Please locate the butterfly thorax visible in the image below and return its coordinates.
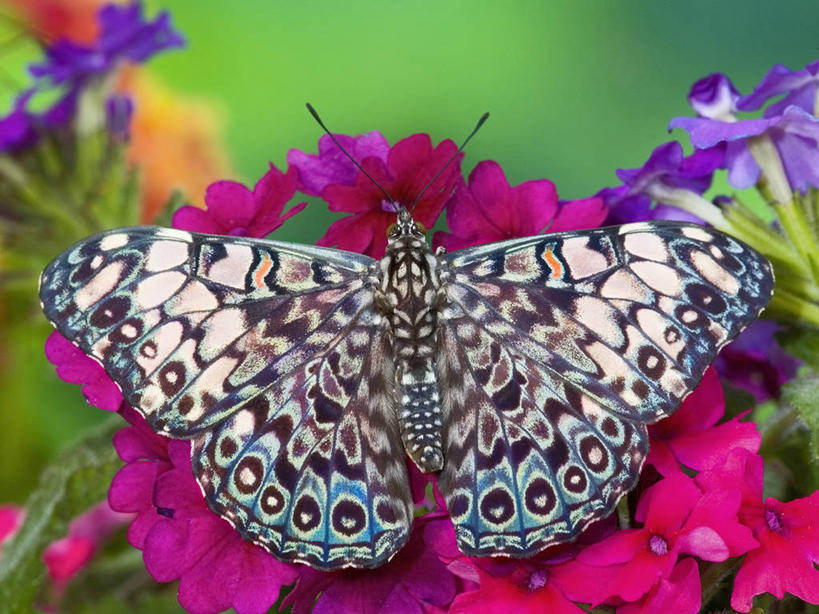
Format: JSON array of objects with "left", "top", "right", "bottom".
[{"left": 374, "top": 208, "right": 445, "bottom": 473}]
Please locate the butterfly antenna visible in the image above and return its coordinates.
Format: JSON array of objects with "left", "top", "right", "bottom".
[
  {"left": 305, "top": 103, "right": 395, "bottom": 205},
  {"left": 409, "top": 111, "right": 489, "bottom": 214}
]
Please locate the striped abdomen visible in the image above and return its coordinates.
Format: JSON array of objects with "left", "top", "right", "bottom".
[{"left": 378, "top": 233, "right": 444, "bottom": 472}]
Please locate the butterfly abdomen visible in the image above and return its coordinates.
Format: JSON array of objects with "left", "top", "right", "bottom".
[
  {"left": 378, "top": 228, "right": 445, "bottom": 473},
  {"left": 398, "top": 362, "right": 444, "bottom": 472}
]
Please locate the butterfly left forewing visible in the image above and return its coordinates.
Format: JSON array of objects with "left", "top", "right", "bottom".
[
  {"left": 437, "top": 222, "right": 773, "bottom": 557},
  {"left": 40, "top": 227, "right": 414, "bottom": 569},
  {"left": 39, "top": 226, "right": 374, "bottom": 434}
]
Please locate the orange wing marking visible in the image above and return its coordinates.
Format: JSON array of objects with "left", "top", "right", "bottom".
[
  {"left": 542, "top": 246, "right": 563, "bottom": 280},
  {"left": 254, "top": 254, "right": 273, "bottom": 289}
]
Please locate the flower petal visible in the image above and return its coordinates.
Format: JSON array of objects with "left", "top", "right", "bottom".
[
  {"left": 44, "top": 331, "right": 122, "bottom": 411},
  {"left": 617, "top": 557, "right": 701, "bottom": 614},
  {"left": 676, "top": 526, "right": 728, "bottom": 561}
]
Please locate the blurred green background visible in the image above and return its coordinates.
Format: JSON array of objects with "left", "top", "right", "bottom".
[{"left": 1, "top": 0, "right": 817, "bottom": 502}]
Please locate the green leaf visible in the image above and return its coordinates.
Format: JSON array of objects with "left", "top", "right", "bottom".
[
  {"left": 0, "top": 415, "right": 123, "bottom": 613},
  {"left": 783, "top": 371, "right": 819, "bottom": 478},
  {"left": 778, "top": 326, "right": 819, "bottom": 371},
  {"left": 60, "top": 548, "right": 184, "bottom": 614}
]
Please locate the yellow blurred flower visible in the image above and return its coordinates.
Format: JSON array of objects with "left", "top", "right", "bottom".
[{"left": 117, "top": 68, "right": 232, "bottom": 222}]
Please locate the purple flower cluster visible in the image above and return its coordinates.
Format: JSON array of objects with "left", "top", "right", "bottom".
[
  {"left": 669, "top": 61, "right": 819, "bottom": 202},
  {"left": 0, "top": 1, "right": 183, "bottom": 153},
  {"left": 597, "top": 58, "right": 819, "bottom": 224}
]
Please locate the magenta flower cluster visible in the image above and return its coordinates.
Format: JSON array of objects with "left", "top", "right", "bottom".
[{"left": 42, "top": 57, "right": 819, "bottom": 614}]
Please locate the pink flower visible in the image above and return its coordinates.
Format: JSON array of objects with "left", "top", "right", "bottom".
[
  {"left": 317, "top": 133, "right": 461, "bottom": 257},
  {"left": 287, "top": 131, "right": 390, "bottom": 196},
  {"left": 557, "top": 473, "right": 754, "bottom": 605},
  {"left": 44, "top": 331, "right": 123, "bottom": 411},
  {"left": 43, "top": 501, "right": 130, "bottom": 586},
  {"left": 172, "top": 163, "right": 306, "bottom": 237},
  {"left": 448, "top": 556, "right": 587, "bottom": 614},
  {"left": 697, "top": 449, "right": 819, "bottom": 611},
  {"left": 647, "top": 367, "right": 761, "bottom": 476},
  {"left": 616, "top": 558, "right": 701, "bottom": 614},
  {"left": 0, "top": 505, "right": 24, "bottom": 556},
  {"left": 283, "top": 513, "right": 458, "bottom": 614},
  {"left": 108, "top": 409, "right": 300, "bottom": 614},
  {"left": 432, "top": 160, "right": 607, "bottom": 251},
  {"left": 446, "top": 519, "right": 616, "bottom": 612}
]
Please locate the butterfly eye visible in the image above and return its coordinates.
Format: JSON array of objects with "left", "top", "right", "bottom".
[
  {"left": 386, "top": 223, "right": 397, "bottom": 237},
  {"left": 414, "top": 222, "right": 427, "bottom": 235}
]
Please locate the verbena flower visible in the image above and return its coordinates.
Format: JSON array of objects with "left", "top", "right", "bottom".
[
  {"left": 0, "top": 2, "right": 195, "bottom": 309},
  {"left": 448, "top": 552, "right": 587, "bottom": 614},
  {"left": 697, "top": 449, "right": 819, "bottom": 612},
  {"left": 598, "top": 142, "right": 724, "bottom": 226},
  {"left": 560, "top": 473, "right": 754, "bottom": 605},
  {"left": 288, "top": 131, "right": 390, "bottom": 196},
  {"left": 28, "top": 3, "right": 183, "bottom": 86},
  {"left": 737, "top": 59, "right": 819, "bottom": 117},
  {"left": 667, "top": 62, "right": 819, "bottom": 328},
  {"left": 0, "top": 1, "right": 184, "bottom": 153},
  {"left": 283, "top": 513, "right": 458, "bottom": 614},
  {"left": 172, "top": 164, "right": 305, "bottom": 237},
  {"left": 432, "top": 160, "right": 607, "bottom": 251},
  {"left": 646, "top": 367, "right": 761, "bottom": 476},
  {"left": 713, "top": 321, "right": 800, "bottom": 401},
  {"left": 108, "top": 408, "right": 300, "bottom": 614},
  {"left": 298, "top": 133, "right": 462, "bottom": 257},
  {"left": 670, "top": 105, "right": 819, "bottom": 200}
]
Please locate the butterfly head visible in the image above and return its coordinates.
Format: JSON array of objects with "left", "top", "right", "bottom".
[{"left": 387, "top": 207, "right": 426, "bottom": 238}]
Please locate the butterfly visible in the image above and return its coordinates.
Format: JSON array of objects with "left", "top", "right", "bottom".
[{"left": 39, "top": 208, "right": 774, "bottom": 570}]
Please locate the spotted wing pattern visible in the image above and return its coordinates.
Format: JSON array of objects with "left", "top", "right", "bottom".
[
  {"left": 437, "top": 222, "right": 774, "bottom": 557},
  {"left": 39, "top": 226, "right": 414, "bottom": 569}
]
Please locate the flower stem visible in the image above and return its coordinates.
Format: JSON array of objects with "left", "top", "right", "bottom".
[
  {"left": 723, "top": 200, "right": 799, "bottom": 267},
  {"left": 759, "top": 406, "right": 799, "bottom": 458},
  {"left": 774, "top": 198, "right": 819, "bottom": 282},
  {"left": 768, "top": 286, "right": 819, "bottom": 328},
  {"left": 700, "top": 557, "right": 743, "bottom": 609}
]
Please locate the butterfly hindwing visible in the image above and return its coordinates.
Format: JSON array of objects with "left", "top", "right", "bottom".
[
  {"left": 437, "top": 222, "right": 773, "bottom": 557},
  {"left": 192, "top": 319, "right": 413, "bottom": 569},
  {"left": 437, "top": 305, "right": 650, "bottom": 556},
  {"left": 40, "top": 226, "right": 414, "bottom": 569}
]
